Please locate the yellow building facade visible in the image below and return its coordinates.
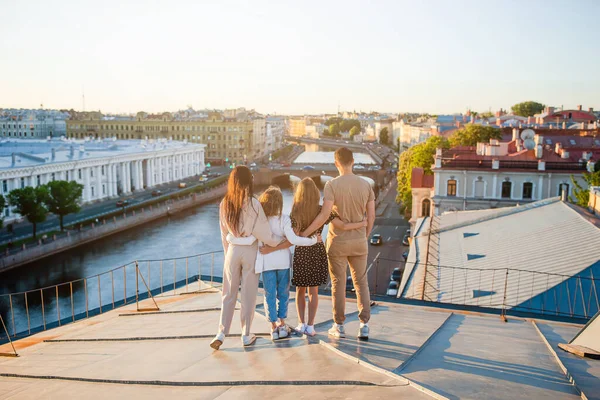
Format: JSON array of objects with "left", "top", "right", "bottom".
[
  {"left": 67, "top": 112, "right": 255, "bottom": 164},
  {"left": 287, "top": 117, "right": 307, "bottom": 137}
]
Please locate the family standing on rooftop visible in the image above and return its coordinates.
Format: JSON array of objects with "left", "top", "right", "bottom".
[{"left": 212, "top": 148, "right": 375, "bottom": 348}]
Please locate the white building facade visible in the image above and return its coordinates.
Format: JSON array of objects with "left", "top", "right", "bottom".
[
  {"left": 0, "top": 139, "right": 205, "bottom": 223},
  {"left": 1, "top": 109, "right": 68, "bottom": 139}
]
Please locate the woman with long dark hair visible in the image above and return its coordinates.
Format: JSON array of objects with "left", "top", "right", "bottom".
[{"left": 211, "top": 166, "right": 281, "bottom": 350}]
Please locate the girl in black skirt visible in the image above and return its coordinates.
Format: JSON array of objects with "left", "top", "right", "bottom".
[{"left": 289, "top": 178, "right": 365, "bottom": 336}]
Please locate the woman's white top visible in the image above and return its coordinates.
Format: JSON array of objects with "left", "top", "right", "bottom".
[{"left": 227, "top": 214, "right": 317, "bottom": 273}]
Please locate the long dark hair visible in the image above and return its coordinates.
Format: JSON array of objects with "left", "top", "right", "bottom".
[{"left": 222, "top": 166, "right": 254, "bottom": 236}]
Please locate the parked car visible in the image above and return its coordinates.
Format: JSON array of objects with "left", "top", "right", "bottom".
[
  {"left": 391, "top": 268, "right": 403, "bottom": 282},
  {"left": 151, "top": 190, "right": 162, "bottom": 197},
  {"left": 370, "top": 233, "right": 382, "bottom": 246},
  {"left": 346, "top": 276, "right": 355, "bottom": 292},
  {"left": 402, "top": 251, "right": 408, "bottom": 261},
  {"left": 281, "top": 162, "right": 291, "bottom": 167},
  {"left": 179, "top": 182, "right": 187, "bottom": 188},
  {"left": 302, "top": 165, "right": 316, "bottom": 171},
  {"left": 353, "top": 164, "right": 366, "bottom": 170},
  {"left": 368, "top": 165, "right": 381, "bottom": 171},
  {"left": 199, "top": 175, "right": 208, "bottom": 182},
  {"left": 249, "top": 162, "right": 257, "bottom": 167},
  {"left": 402, "top": 235, "right": 410, "bottom": 246},
  {"left": 116, "top": 199, "right": 129, "bottom": 208},
  {"left": 386, "top": 281, "right": 399, "bottom": 297}
]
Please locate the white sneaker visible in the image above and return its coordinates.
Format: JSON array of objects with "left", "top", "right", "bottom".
[
  {"left": 305, "top": 325, "right": 316, "bottom": 337},
  {"left": 278, "top": 325, "right": 289, "bottom": 339},
  {"left": 270, "top": 329, "right": 279, "bottom": 341},
  {"left": 358, "top": 323, "right": 369, "bottom": 340},
  {"left": 242, "top": 334, "right": 257, "bottom": 346},
  {"left": 295, "top": 323, "right": 307, "bottom": 335},
  {"left": 328, "top": 323, "right": 346, "bottom": 338},
  {"left": 210, "top": 332, "right": 225, "bottom": 350}
]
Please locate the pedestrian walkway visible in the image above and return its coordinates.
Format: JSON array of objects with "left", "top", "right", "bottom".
[{"left": 1, "top": 279, "right": 598, "bottom": 399}]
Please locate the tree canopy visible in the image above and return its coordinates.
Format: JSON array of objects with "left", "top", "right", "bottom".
[
  {"left": 7, "top": 186, "right": 50, "bottom": 239},
  {"left": 379, "top": 127, "right": 389, "bottom": 145},
  {"left": 570, "top": 168, "right": 600, "bottom": 207},
  {"left": 396, "top": 136, "right": 450, "bottom": 217},
  {"left": 349, "top": 126, "right": 361, "bottom": 138},
  {"left": 449, "top": 125, "right": 502, "bottom": 147},
  {"left": 511, "top": 101, "right": 545, "bottom": 117},
  {"left": 46, "top": 180, "right": 84, "bottom": 231},
  {"left": 329, "top": 123, "right": 340, "bottom": 137}
]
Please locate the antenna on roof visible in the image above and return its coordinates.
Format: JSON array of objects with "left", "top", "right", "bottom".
[{"left": 82, "top": 85, "right": 86, "bottom": 112}]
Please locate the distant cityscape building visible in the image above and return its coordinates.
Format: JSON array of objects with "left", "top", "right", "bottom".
[
  {"left": 0, "top": 109, "right": 69, "bottom": 138},
  {"left": 66, "top": 110, "right": 277, "bottom": 165},
  {"left": 287, "top": 117, "right": 307, "bottom": 137},
  {"left": 0, "top": 138, "right": 205, "bottom": 223},
  {"left": 409, "top": 128, "right": 599, "bottom": 227}
]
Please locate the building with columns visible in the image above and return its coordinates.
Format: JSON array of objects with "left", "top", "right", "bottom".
[{"left": 0, "top": 138, "right": 205, "bottom": 223}]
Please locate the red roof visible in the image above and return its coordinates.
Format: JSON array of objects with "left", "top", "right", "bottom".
[{"left": 411, "top": 167, "right": 434, "bottom": 189}]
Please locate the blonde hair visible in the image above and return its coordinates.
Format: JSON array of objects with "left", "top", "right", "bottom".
[
  {"left": 290, "top": 178, "right": 321, "bottom": 233},
  {"left": 258, "top": 186, "right": 283, "bottom": 218}
]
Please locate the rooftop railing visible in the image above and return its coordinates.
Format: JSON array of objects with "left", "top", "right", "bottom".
[
  {"left": 441, "top": 159, "right": 588, "bottom": 171},
  {"left": 0, "top": 250, "right": 225, "bottom": 354}
]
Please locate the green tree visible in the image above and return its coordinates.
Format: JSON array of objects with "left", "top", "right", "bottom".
[
  {"left": 46, "top": 180, "right": 84, "bottom": 231},
  {"left": 396, "top": 136, "right": 450, "bottom": 217},
  {"left": 449, "top": 125, "right": 502, "bottom": 147},
  {"left": 329, "top": 124, "right": 340, "bottom": 137},
  {"left": 511, "top": 101, "right": 545, "bottom": 117},
  {"left": 379, "top": 127, "right": 389, "bottom": 144},
  {"left": 570, "top": 169, "right": 600, "bottom": 207},
  {"left": 0, "top": 194, "right": 5, "bottom": 229},
  {"left": 349, "top": 125, "right": 361, "bottom": 138},
  {"left": 7, "top": 186, "right": 50, "bottom": 239},
  {"left": 479, "top": 111, "right": 494, "bottom": 119},
  {"left": 323, "top": 128, "right": 330, "bottom": 136}
]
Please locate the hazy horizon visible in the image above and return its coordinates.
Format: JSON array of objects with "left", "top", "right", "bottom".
[{"left": 1, "top": 0, "right": 599, "bottom": 115}]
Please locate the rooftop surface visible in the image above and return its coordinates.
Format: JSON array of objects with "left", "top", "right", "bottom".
[
  {"left": 0, "top": 139, "right": 204, "bottom": 169},
  {"left": 401, "top": 198, "right": 600, "bottom": 320},
  {"left": 1, "top": 279, "right": 598, "bottom": 399}
]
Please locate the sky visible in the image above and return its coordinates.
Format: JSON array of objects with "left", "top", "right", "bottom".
[{"left": 1, "top": 0, "right": 599, "bottom": 115}]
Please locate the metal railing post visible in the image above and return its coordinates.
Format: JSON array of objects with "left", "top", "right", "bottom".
[
  {"left": 9, "top": 295, "right": 15, "bottom": 337},
  {"left": 56, "top": 286, "right": 61, "bottom": 326},
  {"left": 111, "top": 271, "right": 115, "bottom": 309},
  {"left": 84, "top": 278, "right": 89, "bottom": 318},
  {"left": 135, "top": 261, "right": 139, "bottom": 311},
  {"left": 70, "top": 282, "right": 75, "bottom": 322},
  {"left": 211, "top": 253, "right": 215, "bottom": 287},
  {"left": 185, "top": 257, "right": 189, "bottom": 293},
  {"left": 160, "top": 260, "right": 164, "bottom": 294},
  {"left": 24, "top": 292, "right": 30, "bottom": 334},
  {"left": 40, "top": 289, "right": 46, "bottom": 331},
  {"left": 501, "top": 269, "right": 509, "bottom": 322},
  {"left": 123, "top": 266, "right": 127, "bottom": 305},
  {"left": 98, "top": 275, "right": 102, "bottom": 314},
  {"left": 173, "top": 259, "right": 177, "bottom": 292}
]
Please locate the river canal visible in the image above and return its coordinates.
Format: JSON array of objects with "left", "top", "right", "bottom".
[{"left": 0, "top": 144, "right": 370, "bottom": 336}]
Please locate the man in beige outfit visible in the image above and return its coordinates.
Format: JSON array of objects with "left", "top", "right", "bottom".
[{"left": 302, "top": 148, "right": 375, "bottom": 339}]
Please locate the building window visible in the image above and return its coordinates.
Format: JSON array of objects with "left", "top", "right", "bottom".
[
  {"left": 66, "top": 171, "right": 69, "bottom": 181},
  {"left": 90, "top": 169, "right": 94, "bottom": 177},
  {"left": 20, "top": 178, "right": 25, "bottom": 188},
  {"left": 501, "top": 181, "right": 512, "bottom": 198},
  {"left": 51, "top": 173, "right": 55, "bottom": 181},
  {"left": 101, "top": 165, "right": 105, "bottom": 176},
  {"left": 102, "top": 184, "right": 106, "bottom": 195},
  {"left": 558, "top": 183, "right": 570, "bottom": 197},
  {"left": 91, "top": 187, "right": 95, "bottom": 197},
  {"left": 421, "top": 199, "right": 431, "bottom": 217},
  {"left": 522, "top": 182, "right": 533, "bottom": 199},
  {"left": 37, "top": 175, "right": 41, "bottom": 186},
  {"left": 2, "top": 180, "right": 7, "bottom": 193},
  {"left": 78, "top": 169, "right": 82, "bottom": 179},
  {"left": 447, "top": 180, "right": 457, "bottom": 197}
]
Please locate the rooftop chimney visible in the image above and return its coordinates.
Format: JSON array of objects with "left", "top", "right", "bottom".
[
  {"left": 516, "top": 139, "right": 523, "bottom": 152},
  {"left": 535, "top": 144, "right": 543, "bottom": 159},
  {"left": 11, "top": 153, "right": 16, "bottom": 166},
  {"left": 555, "top": 142, "right": 562, "bottom": 154},
  {"left": 561, "top": 150, "right": 570, "bottom": 159},
  {"left": 589, "top": 107, "right": 594, "bottom": 113},
  {"left": 562, "top": 121, "right": 566, "bottom": 129},
  {"left": 547, "top": 106, "right": 555, "bottom": 114},
  {"left": 512, "top": 128, "right": 519, "bottom": 141},
  {"left": 51, "top": 148, "right": 56, "bottom": 160},
  {"left": 577, "top": 105, "right": 582, "bottom": 111}
]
